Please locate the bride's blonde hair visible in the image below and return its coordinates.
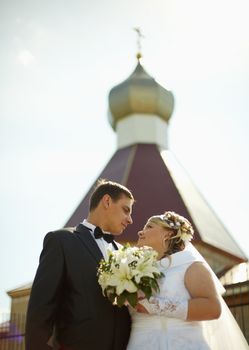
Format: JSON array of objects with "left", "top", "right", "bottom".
[{"left": 148, "top": 211, "right": 194, "bottom": 256}]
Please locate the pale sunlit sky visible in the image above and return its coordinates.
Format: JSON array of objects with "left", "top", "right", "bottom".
[{"left": 1, "top": 0, "right": 249, "bottom": 314}]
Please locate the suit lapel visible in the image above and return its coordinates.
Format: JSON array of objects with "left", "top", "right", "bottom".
[
  {"left": 112, "top": 241, "right": 119, "bottom": 250},
  {"left": 74, "top": 224, "right": 104, "bottom": 263}
]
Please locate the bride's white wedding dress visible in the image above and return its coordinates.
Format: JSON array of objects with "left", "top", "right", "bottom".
[{"left": 127, "top": 245, "right": 249, "bottom": 350}]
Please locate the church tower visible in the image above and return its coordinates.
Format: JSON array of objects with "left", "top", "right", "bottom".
[{"left": 66, "top": 44, "right": 246, "bottom": 276}]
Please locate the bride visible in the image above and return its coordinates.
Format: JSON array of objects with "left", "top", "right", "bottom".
[{"left": 127, "top": 211, "right": 248, "bottom": 350}]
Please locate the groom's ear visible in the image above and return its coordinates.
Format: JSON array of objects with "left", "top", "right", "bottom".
[{"left": 102, "top": 194, "right": 112, "bottom": 209}]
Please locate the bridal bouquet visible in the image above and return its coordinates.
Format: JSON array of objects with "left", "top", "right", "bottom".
[{"left": 97, "top": 244, "right": 163, "bottom": 307}]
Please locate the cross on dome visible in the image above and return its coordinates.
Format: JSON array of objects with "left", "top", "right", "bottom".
[{"left": 133, "top": 27, "right": 145, "bottom": 60}]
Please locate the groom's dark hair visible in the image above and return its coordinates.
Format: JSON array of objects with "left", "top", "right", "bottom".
[{"left": 89, "top": 179, "right": 134, "bottom": 211}]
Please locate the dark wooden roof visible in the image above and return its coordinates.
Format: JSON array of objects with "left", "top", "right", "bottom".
[{"left": 65, "top": 143, "right": 247, "bottom": 267}]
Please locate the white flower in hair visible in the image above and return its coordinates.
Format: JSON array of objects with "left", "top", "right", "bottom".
[{"left": 161, "top": 211, "right": 194, "bottom": 242}]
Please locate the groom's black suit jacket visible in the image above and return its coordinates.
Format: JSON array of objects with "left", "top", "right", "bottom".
[{"left": 25, "top": 224, "right": 131, "bottom": 350}]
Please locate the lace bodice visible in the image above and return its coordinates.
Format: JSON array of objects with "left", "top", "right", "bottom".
[{"left": 127, "top": 248, "right": 210, "bottom": 350}]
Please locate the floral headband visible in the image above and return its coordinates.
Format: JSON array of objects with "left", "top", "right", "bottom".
[{"left": 158, "top": 211, "right": 194, "bottom": 242}]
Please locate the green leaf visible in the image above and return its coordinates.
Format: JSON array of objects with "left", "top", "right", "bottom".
[
  {"left": 117, "top": 293, "right": 127, "bottom": 307},
  {"left": 141, "top": 286, "right": 152, "bottom": 300},
  {"left": 127, "top": 293, "right": 138, "bottom": 308},
  {"left": 150, "top": 279, "right": 159, "bottom": 292}
]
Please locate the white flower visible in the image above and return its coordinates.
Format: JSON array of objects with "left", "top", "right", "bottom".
[{"left": 97, "top": 244, "right": 163, "bottom": 307}]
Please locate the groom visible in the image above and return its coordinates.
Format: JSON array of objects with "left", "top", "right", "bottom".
[{"left": 25, "top": 180, "right": 134, "bottom": 350}]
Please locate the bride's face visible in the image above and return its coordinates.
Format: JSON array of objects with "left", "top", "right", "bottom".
[{"left": 137, "top": 220, "right": 171, "bottom": 257}]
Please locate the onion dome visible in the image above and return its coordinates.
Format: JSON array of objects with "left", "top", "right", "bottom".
[{"left": 108, "top": 61, "right": 174, "bottom": 129}]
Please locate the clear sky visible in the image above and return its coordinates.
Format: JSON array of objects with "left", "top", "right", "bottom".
[{"left": 1, "top": 0, "right": 249, "bottom": 314}]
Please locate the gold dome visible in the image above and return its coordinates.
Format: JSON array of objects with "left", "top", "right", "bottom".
[{"left": 108, "top": 61, "right": 174, "bottom": 129}]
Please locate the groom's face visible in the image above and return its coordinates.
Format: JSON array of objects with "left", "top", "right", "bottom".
[{"left": 104, "top": 194, "right": 133, "bottom": 235}]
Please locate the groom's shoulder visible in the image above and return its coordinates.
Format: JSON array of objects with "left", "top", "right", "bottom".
[{"left": 45, "top": 227, "right": 77, "bottom": 241}]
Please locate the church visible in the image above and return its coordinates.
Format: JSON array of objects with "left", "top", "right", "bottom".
[{"left": 1, "top": 47, "right": 249, "bottom": 347}]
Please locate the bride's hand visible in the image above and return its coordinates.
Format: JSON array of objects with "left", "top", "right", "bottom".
[{"left": 135, "top": 301, "right": 149, "bottom": 314}]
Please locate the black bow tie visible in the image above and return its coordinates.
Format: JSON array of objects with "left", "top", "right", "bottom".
[{"left": 94, "top": 226, "right": 114, "bottom": 243}]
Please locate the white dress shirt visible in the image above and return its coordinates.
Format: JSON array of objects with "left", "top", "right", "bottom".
[{"left": 82, "top": 219, "right": 121, "bottom": 260}]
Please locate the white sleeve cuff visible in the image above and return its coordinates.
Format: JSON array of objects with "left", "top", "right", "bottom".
[{"left": 139, "top": 297, "right": 188, "bottom": 320}]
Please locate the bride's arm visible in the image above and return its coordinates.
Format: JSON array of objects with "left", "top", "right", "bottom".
[
  {"left": 137, "top": 262, "right": 221, "bottom": 321},
  {"left": 184, "top": 261, "right": 221, "bottom": 321}
]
